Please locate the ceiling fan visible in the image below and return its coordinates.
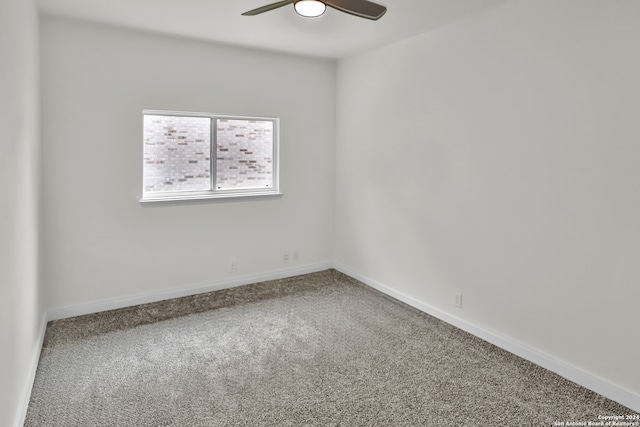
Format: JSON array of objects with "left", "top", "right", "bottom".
[{"left": 242, "top": 0, "right": 387, "bottom": 20}]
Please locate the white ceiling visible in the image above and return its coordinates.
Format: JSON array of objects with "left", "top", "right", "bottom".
[{"left": 35, "top": 0, "right": 513, "bottom": 59}]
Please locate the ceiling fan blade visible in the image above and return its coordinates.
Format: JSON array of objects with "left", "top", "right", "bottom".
[
  {"left": 326, "top": 0, "right": 387, "bottom": 20},
  {"left": 242, "top": 0, "right": 295, "bottom": 16}
]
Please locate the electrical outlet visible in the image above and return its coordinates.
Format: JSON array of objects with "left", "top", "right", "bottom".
[
  {"left": 229, "top": 257, "right": 237, "bottom": 272},
  {"left": 454, "top": 292, "right": 462, "bottom": 308},
  {"left": 283, "top": 252, "right": 290, "bottom": 264}
]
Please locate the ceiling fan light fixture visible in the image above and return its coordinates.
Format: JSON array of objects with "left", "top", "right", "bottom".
[{"left": 294, "top": 0, "right": 326, "bottom": 18}]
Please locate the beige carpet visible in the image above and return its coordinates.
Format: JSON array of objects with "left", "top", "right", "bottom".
[{"left": 25, "top": 270, "right": 634, "bottom": 426}]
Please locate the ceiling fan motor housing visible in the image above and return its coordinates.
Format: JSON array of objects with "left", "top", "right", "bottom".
[{"left": 294, "top": 0, "right": 327, "bottom": 18}]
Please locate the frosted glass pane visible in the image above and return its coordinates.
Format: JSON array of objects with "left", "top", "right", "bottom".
[
  {"left": 216, "top": 119, "right": 274, "bottom": 190},
  {"left": 143, "top": 115, "right": 211, "bottom": 193}
]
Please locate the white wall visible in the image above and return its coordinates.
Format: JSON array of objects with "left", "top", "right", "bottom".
[
  {"left": 336, "top": 0, "right": 640, "bottom": 401},
  {"left": 40, "top": 15, "right": 336, "bottom": 311},
  {"left": 0, "top": 0, "right": 43, "bottom": 425}
]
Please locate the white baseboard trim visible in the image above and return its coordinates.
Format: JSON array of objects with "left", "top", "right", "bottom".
[
  {"left": 46, "top": 261, "right": 333, "bottom": 322},
  {"left": 333, "top": 262, "right": 640, "bottom": 413},
  {"left": 15, "top": 314, "right": 47, "bottom": 427},
  {"left": 35, "top": 261, "right": 639, "bottom": 415}
]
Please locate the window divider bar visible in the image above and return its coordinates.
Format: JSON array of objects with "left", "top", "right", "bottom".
[{"left": 211, "top": 117, "right": 217, "bottom": 192}]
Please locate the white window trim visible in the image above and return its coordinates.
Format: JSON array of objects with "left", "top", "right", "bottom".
[{"left": 140, "top": 110, "right": 281, "bottom": 203}]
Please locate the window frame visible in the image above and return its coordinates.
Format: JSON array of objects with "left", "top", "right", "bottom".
[{"left": 140, "top": 109, "right": 281, "bottom": 203}]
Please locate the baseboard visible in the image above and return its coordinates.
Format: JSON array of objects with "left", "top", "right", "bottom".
[
  {"left": 46, "top": 261, "right": 333, "bottom": 322},
  {"left": 333, "top": 262, "right": 640, "bottom": 413},
  {"left": 15, "top": 314, "right": 47, "bottom": 427},
  {"left": 36, "top": 260, "right": 640, "bottom": 414}
]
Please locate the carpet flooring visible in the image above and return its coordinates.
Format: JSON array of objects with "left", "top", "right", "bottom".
[{"left": 25, "top": 270, "right": 634, "bottom": 426}]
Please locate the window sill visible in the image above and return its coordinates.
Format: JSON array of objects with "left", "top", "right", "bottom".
[{"left": 139, "top": 191, "right": 283, "bottom": 204}]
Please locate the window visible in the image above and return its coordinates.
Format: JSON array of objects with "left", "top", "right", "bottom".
[{"left": 141, "top": 110, "right": 280, "bottom": 202}]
